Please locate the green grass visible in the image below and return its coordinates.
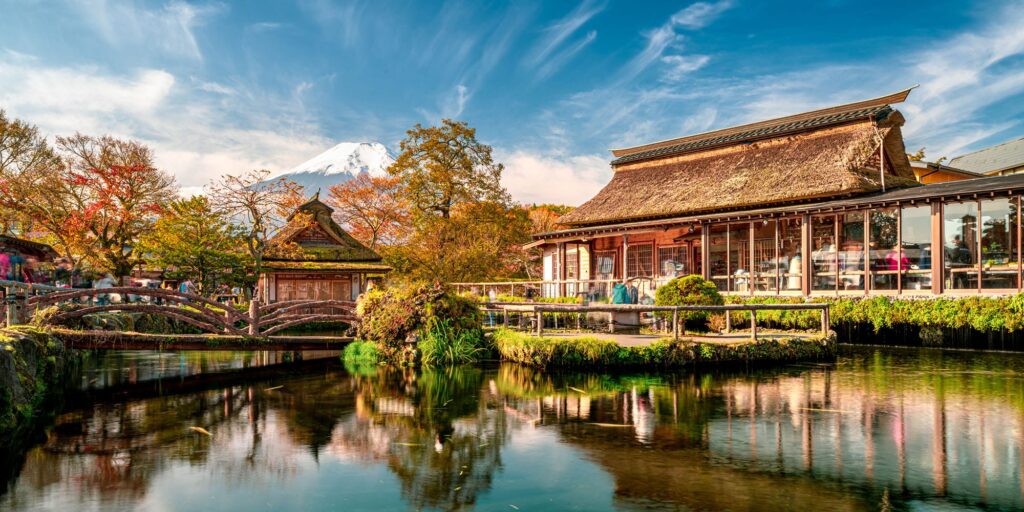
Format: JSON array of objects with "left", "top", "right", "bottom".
[
  {"left": 418, "top": 318, "right": 487, "bottom": 365},
  {"left": 491, "top": 328, "right": 834, "bottom": 369},
  {"left": 343, "top": 340, "right": 380, "bottom": 365}
]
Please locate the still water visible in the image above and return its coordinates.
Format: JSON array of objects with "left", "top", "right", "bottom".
[{"left": 2, "top": 346, "right": 1024, "bottom": 511}]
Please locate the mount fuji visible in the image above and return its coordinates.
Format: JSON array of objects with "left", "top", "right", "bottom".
[{"left": 264, "top": 142, "right": 395, "bottom": 193}]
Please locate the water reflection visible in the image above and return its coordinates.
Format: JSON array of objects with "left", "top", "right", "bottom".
[{"left": 2, "top": 347, "right": 1024, "bottom": 511}]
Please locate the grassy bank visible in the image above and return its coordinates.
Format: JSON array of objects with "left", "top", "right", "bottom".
[
  {"left": 718, "top": 295, "right": 1024, "bottom": 334},
  {"left": 491, "top": 328, "right": 835, "bottom": 369}
]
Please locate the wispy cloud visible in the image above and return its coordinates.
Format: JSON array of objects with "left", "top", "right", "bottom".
[
  {"left": 660, "top": 54, "right": 710, "bottom": 82},
  {"left": 299, "top": 0, "right": 367, "bottom": 48},
  {"left": 670, "top": 1, "right": 733, "bottom": 29},
  {"left": 0, "top": 51, "right": 332, "bottom": 188},
  {"left": 535, "top": 30, "right": 597, "bottom": 80},
  {"left": 528, "top": 0, "right": 606, "bottom": 69},
  {"left": 69, "top": 0, "right": 222, "bottom": 61}
]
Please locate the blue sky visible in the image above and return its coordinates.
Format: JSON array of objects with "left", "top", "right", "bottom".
[{"left": 1, "top": 0, "right": 1023, "bottom": 203}]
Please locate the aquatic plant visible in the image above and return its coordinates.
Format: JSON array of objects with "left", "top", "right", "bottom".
[{"left": 418, "top": 318, "right": 486, "bottom": 365}]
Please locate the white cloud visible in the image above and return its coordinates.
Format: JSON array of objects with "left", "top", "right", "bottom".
[
  {"left": 0, "top": 52, "right": 333, "bottom": 189},
  {"left": 528, "top": 0, "right": 606, "bottom": 68},
  {"left": 660, "top": 54, "right": 710, "bottom": 82},
  {"left": 69, "top": 0, "right": 221, "bottom": 61},
  {"left": 499, "top": 150, "right": 610, "bottom": 205},
  {"left": 671, "top": 1, "right": 734, "bottom": 29}
]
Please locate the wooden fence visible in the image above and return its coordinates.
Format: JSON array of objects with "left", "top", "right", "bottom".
[{"left": 483, "top": 302, "right": 830, "bottom": 341}]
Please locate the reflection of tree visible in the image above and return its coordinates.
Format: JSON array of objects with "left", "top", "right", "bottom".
[{"left": 349, "top": 365, "right": 510, "bottom": 511}]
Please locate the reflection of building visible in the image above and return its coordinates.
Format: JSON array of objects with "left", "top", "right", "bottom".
[
  {"left": 259, "top": 194, "right": 390, "bottom": 303},
  {"left": 527, "top": 89, "right": 1024, "bottom": 298}
]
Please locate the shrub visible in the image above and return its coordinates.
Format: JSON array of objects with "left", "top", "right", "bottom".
[
  {"left": 343, "top": 340, "right": 379, "bottom": 364},
  {"left": 357, "top": 283, "right": 483, "bottom": 363},
  {"left": 654, "top": 275, "right": 724, "bottom": 323}
]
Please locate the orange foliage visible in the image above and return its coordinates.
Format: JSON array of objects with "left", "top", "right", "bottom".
[{"left": 327, "top": 173, "right": 410, "bottom": 249}]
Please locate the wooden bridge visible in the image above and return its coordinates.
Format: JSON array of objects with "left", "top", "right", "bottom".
[{"left": 1, "top": 280, "right": 356, "bottom": 349}]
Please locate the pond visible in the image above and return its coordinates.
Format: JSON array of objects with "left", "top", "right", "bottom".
[{"left": 2, "top": 346, "right": 1023, "bottom": 511}]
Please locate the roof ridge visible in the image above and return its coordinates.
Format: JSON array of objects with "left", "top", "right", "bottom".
[{"left": 609, "top": 87, "right": 915, "bottom": 163}]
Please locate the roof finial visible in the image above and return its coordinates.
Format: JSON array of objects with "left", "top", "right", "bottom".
[{"left": 314, "top": 188, "right": 320, "bottom": 200}]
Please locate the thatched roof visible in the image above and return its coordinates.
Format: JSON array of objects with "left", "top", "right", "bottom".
[
  {"left": 267, "top": 194, "right": 385, "bottom": 263},
  {"left": 559, "top": 91, "right": 918, "bottom": 227}
]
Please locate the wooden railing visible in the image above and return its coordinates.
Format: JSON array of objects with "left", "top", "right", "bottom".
[
  {"left": 484, "top": 302, "right": 831, "bottom": 341},
  {"left": 451, "top": 278, "right": 658, "bottom": 301}
]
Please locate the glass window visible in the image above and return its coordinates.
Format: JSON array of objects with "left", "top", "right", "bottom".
[
  {"left": 980, "top": 198, "right": 1018, "bottom": 289},
  {"left": 658, "top": 246, "right": 688, "bottom": 279},
  {"left": 838, "top": 212, "right": 865, "bottom": 291},
  {"left": 811, "top": 215, "right": 837, "bottom": 291},
  {"left": 869, "top": 208, "right": 899, "bottom": 290},
  {"left": 779, "top": 218, "right": 803, "bottom": 291},
  {"left": 626, "top": 243, "right": 653, "bottom": 278},
  {"left": 728, "top": 224, "right": 751, "bottom": 292},
  {"left": 565, "top": 248, "right": 579, "bottom": 280},
  {"left": 595, "top": 251, "right": 615, "bottom": 280},
  {"left": 752, "top": 220, "right": 777, "bottom": 292},
  {"left": 943, "top": 201, "right": 978, "bottom": 290},
  {"left": 708, "top": 224, "right": 728, "bottom": 291},
  {"left": 900, "top": 205, "right": 932, "bottom": 292}
]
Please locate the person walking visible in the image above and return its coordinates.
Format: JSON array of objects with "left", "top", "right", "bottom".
[{"left": 94, "top": 273, "right": 117, "bottom": 306}]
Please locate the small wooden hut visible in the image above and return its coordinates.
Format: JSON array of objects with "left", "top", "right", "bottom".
[{"left": 258, "top": 194, "right": 390, "bottom": 303}]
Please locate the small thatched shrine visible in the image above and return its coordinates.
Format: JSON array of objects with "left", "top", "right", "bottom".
[{"left": 259, "top": 193, "right": 390, "bottom": 303}]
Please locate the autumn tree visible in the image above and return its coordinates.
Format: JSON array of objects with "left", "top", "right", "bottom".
[
  {"left": 207, "top": 170, "right": 304, "bottom": 283},
  {"left": 0, "top": 111, "right": 60, "bottom": 235},
  {"left": 385, "top": 120, "right": 529, "bottom": 282},
  {"left": 327, "top": 173, "right": 409, "bottom": 250},
  {"left": 138, "top": 196, "right": 251, "bottom": 295},
  {"left": 0, "top": 133, "right": 176, "bottom": 275}
]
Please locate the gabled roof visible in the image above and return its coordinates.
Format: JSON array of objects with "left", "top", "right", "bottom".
[
  {"left": 559, "top": 92, "right": 917, "bottom": 227},
  {"left": 949, "top": 136, "right": 1024, "bottom": 175},
  {"left": 0, "top": 235, "right": 59, "bottom": 260},
  {"left": 610, "top": 88, "right": 914, "bottom": 166},
  {"left": 267, "top": 193, "right": 384, "bottom": 263}
]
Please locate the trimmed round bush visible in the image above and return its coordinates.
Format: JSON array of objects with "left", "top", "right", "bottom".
[{"left": 654, "top": 275, "right": 724, "bottom": 323}]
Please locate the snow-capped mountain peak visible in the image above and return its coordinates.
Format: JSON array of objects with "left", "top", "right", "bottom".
[
  {"left": 287, "top": 141, "right": 394, "bottom": 178},
  {"left": 264, "top": 141, "right": 396, "bottom": 194}
]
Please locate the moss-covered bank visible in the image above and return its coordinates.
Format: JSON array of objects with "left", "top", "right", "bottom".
[
  {"left": 0, "top": 326, "right": 76, "bottom": 437},
  {"left": 491, "top": 328, "right": 835, "bottom": 369}
]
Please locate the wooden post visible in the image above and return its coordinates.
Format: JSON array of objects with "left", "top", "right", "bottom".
[
  {"left": 503, "top": 307, "right": 509, "bottom": 327},
  {"left": 724, "top": 309, "right": 732, "bottom": 333},
  {"left": 820, "top": 306, "right": 830, "bottom": 335},
  {"left": 248, "top": 297, "right": 260, "bottom": 336},
  {"left": 576, "top": 312, "right": 582, "bottom": 332},
  {"left": 4, "top": 286, "right": 14, "bottom": 326},
  {"left": 750, "top": 309, "right": 757, "bottom": 341},
  {"left": 536, "top": 309, "right": 543, "bottom": 336},
  {"left": 672, "top": 308, "right": 680, "bottom": 341}
]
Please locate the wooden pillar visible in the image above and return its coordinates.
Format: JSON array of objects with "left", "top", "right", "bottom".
[
  {"left": 701, "top": 223, "right": 711, "bottom": 281},
  {"left": 801, "top": 214, "right": 811, "bottom": 296},
  {"left": 749, "top": 221, "right": 756, "bottom": 296},
  {"left": 536, "top": 309, "right": 543, "bottom": 336},
  {"left": 503, "top": 308, "right": 509, "bottom": 327},
  {"left": 821, "top": 307, "right": 830, "bottom": 336},
  {"left": 672, "top": 308, "right": 680, "bottom": 340},
  {"left": 931, "top": 201, "right": 943, "bottom": 295},
  {"left": 724, "top": 309, "right": 732, "bottom": 333}
]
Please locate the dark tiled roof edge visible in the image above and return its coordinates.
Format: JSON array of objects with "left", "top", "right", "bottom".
[{"left": 610, "top": 106, "right": 892, "bottom": 166}]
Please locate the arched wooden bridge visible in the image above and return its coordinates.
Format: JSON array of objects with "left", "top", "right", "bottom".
[{"left": 7, "top": 284, "right": 356, "bottom": 338}]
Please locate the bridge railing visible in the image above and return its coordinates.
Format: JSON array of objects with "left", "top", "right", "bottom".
[{"left": 4, "top": 284, "right": 358, "bottom": 337}]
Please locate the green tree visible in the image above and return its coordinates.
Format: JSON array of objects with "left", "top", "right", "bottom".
[
  {"left": 385, "top": 120, "right": 529, "bottom": 282},
  {"left": 0, "top": 110, "right": 61, "bottom": 235},
  {"left": 139, "top": 196, "right": 251, "bottom": 295}
]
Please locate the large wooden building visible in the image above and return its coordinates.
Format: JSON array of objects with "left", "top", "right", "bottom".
[
  {"left": 530, "top": 89, "right": 1024, "bottom": 300},
  {"left": 259, "top": 194, "right": 390, "bottom": 303}
]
